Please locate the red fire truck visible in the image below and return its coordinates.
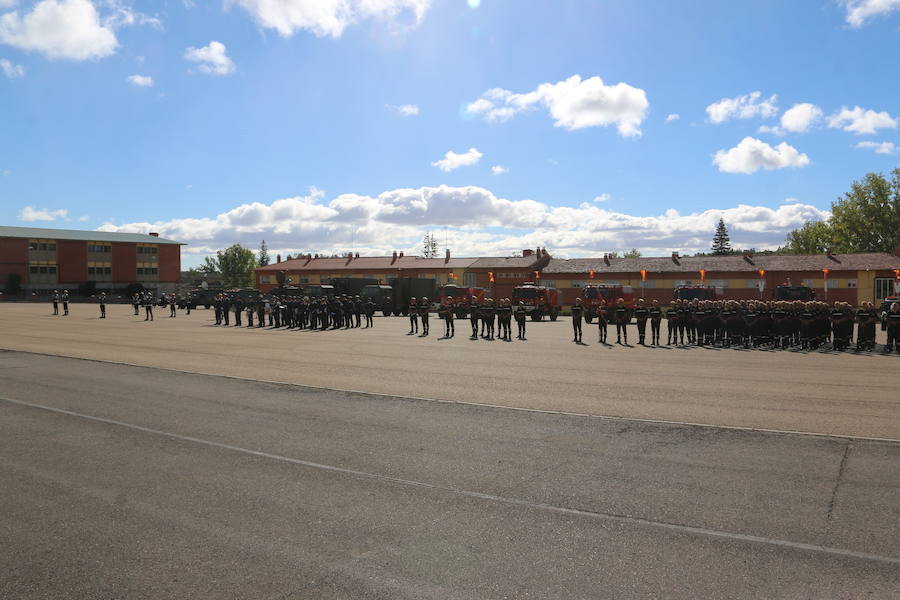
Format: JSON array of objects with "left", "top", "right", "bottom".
[
  {"left": 580, "top": 284, "right": 635, "bottom": 323},
  {"left": 438, "top": 284, "right": 486, "bottom": 318},
  {"left": 511, "top": 282, "right": 562, "bottom": 321},
  {"left": 673, "top": 285, "right": 719, "bottom": 301}
]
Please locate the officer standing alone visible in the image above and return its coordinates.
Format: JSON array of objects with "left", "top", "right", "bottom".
[
  {"left": 571, "top": 297, "right": 584, "bottom": 343},
  {"left": 99, "top": 292, "right": 107, "bottom": 319}
]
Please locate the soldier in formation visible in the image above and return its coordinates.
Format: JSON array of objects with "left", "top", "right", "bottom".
[{"left": 570, "top": 297, "right": 584, "bottom": 343}]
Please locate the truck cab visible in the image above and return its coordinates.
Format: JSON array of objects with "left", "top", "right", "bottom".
[
  {"left": 580, "top": 284, "right": 635, "bottom": 323},
  {"left": 512, "top": 282, "right": 561, "bottom": 321},
  {"left": 773, "top": 285, "right": 815, "bottom": 301},
  {"left": 362, "top": 285, "right": 395, "bottom": 316},
  {"left": 674, "top": 286, "right": 718, "bottom": 301},
  {"left": 438, "top": 284, "right": 486, "bottom": 318}
]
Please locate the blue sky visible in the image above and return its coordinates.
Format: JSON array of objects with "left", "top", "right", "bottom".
[{"left": 1, "top": 0, "right": 898, "bottom": 266}]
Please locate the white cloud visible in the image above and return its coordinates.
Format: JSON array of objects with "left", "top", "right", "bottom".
[
  {"left": 387, "top": 103, "right": 419, "bottom": 116},
  {"left": 431, "top": 147, "right": 482, "bottom": 172},
  {"left": 827, "top": 106, "right": 898, "bottom": 135},
  {"left": 758, "top": 103, "right": 824, "bottom": 136},
  {"left": 706, "top": 91, "right": 778, "bottom": 124},
  {"left": 592, "top": 193, "right": 611, "bottom": 203},
  {"left": 98, "top": 185, "right": 830, "bottom": 261},
  {"left": 226, "top": 0, "right": 430, "bottom": 38},
  {"left": 127, "top": 73, "right": 153, "bottom": 87},
  {"left": 0, "top": 0, "right": 117, "bottom": 60},
  {"left": 665, "top": 113, "right": 679, "bottom": 122},
  {"left": 184, "top": 40, "right": 234, "bottom": 75},
  {"left": 490, "top": 165, "right": 508, "bottom": 175},
  {"left": 844, "top": 0, "right": 900, "bottom": 27},
  {"left": 78, "top": 215, "right": 89, "bottom": 221},
  {"left": 0, "top": 56, "right": 23, "bottom": 77},
  {"left": 18, "top": 206, "right": 69, "bottom": 221},
  {"left": 713, "top": 137, "right": 810, "bottom": 174},
  {"left": 855, "top": 140, "right": 898, "bottom": 154},
  {"left": 466, "top": 74, "right": 649, "bottom": 138}
]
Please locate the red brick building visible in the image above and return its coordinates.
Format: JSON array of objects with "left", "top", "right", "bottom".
[{"left": 0, "top": 226, "right": 183, "bottom": 296}]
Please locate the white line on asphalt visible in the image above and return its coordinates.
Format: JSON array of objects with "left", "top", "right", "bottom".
[
  {"left": 3, "top": 348, "right": 899, "bottom": 444},
  {"left": 1, "top": 394, "right": 898, "bottom": 567}
]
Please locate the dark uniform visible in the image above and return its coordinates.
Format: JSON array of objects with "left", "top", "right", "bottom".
[
  {"left": 408, "top": 299, "right": 418, "bottom": 334},
  {"left": 469, "top": 302, "right": 480, "bottom": 338},
  {"left": 855, "top": 306, "right": 876, "bottom": 352},
  {"left": 570, "top": 302, "right": 584, "bottom": 343},
  {"left": 170, "top": 294, "right": 177, "bottom": 317},
  {"left": 364, "top": 299, "right": 375, "bottom": 328},
  {"left": 62, "top": 291, "right": 69, "bottom": 316},
  {"left": 515, "top": 303, "right": 527, "bottom": 340},
  {"left": 143, "top": 293, "right": 154, "bottom": 321},
  {"left": 99, "top": 293, "right": 107, "bottom": 319},
  {"left": 132, "top": 293, "right": 140, "bottom": 316},
  {"left": 633, "top": 303, "right": 649, "bottom": 345},
  {"left": 596, "top": 303, "right": 608, "bottom": 344},
  {"left": 52, "top": 291, "right": 60, "bottom": 315},
  {"left": 614, "top": 304, "right": 629, "bottom": 344},
  {"left": 419, "top": 300, "right": 430, "bottom": 336},
  {"left": 883, "top": 304, "right": 900, "bottom": 353},
  {"left": 648, "top": 303, "right": 662, "bottom": 346},
  {"left": 233, "top": 297, "right": 243, "bottom": 327}
]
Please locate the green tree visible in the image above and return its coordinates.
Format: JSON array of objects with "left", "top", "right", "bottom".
[
  {"left": 785, "top": 220, "right": 833, "bottom": 254},
  {"left": 204, "top": 244, "right": 257, "bottom": 288},
  {"left": 711, "top": 218, "right": 733, "bottom": 255},
  {"left": 785, "top": 168, "right": 900, "bottom": 254},
  {"left": 258, "top": 240, "right": 270, "bottom": 266},
  {"left": 422, "top": 232, "right": 438, "bottom": 258},
  {"left": 623, "top": 248, "right": 642, "bottom": 258}
]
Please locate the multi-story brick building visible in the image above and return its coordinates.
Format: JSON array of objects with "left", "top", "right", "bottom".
[{"left": 0, "top": 226, "right": 183, "bottom": 296}]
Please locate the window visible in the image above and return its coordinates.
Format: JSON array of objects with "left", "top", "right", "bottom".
[
  {"left": 571, "top": 280, "right": 586, "bottom": 288},
  {"left": 87, "top": 244, "right": 111, "bottom": 253},
  {"left": 847, "top": 279, "right": 857, "bottom": 288},
  {"left": 261, "top": 275, "right": 271, "bottom": 284},
  {"left": 29, "top": 266, "right": 38, "bottom": 274},
  {"left": 463, "top": 272, "right": 477, "bottom": 287},
  {"left": 29, "top": 241, "right": 38, "bottom": 251},
  {"left": 802, "top": 279, "right": 815, "bottom": 288},
  {"left": 826, "top": 279, "right": 838, "bottom": 289},
  {"left": 875, "top": 278, "right": 897, "bottom": 300},
  {"left": 637, "top": 280, "right": 655, "bottom": 288},
  {"left": 541, "top": 280, "right": 556, "bottom": 288},
  {"left": 707, "top": 279, "right": 728, "bottom": 288},
  {"left": 88, "top": 267, "right": 96, "bottom": 275}
]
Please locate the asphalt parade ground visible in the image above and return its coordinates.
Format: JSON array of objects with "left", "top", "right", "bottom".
[{"left": 1, "top": 304, "right": 898, "bottom": 598}]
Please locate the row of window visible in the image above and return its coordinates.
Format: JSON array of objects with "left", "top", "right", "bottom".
[
  {"left": 29, "top": 266, "right": 57, "bottom": 274},
  {"left": 88, "top": 267, "right": 112, "bottom": 275},
  {"left": 137, "top": 267, "right": 159, "bottom": 275},
  {"left": 137, "top": 246, "right": 159, "bottom": 254},
  {"left": 28, "top": 242, "right": 57, "bottom": 251},
  {"left": 29, "top": 266, "right": 160, "bottom": 276},
  {"left": 87, "top": 244, "right": 112, "bottom": 253}
]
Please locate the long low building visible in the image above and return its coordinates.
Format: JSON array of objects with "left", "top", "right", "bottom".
[
  {"left": 256, "top": 247, "right": 900, "bottom": 306},
  {"left": 0, "top": 226, "right": 183, "bottom": 295}
]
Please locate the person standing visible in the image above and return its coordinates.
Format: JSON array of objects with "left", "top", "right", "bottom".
[
  {"left": 62, "top": 291, "right": 69, "bottom": 316},
  {"left": 213, "top": 294, "right": 222, "bottom": 325},
  {"left": 354, "top": 296, "right": 363, "bottom": 328},
  {"left": 364, "top": 297, "right": 375, "bottom": 328},
  {"left": 408, "top": 297, "right": 419, "bottom": 334},
  {"left": 99, "top": 292, "right": 107, "bottom": 319},
  {"left": 614, "top": 298, "right": 629, "bottom": 345},
  {"left": 482, "top": 298, "right": 495, "bottom": 340},
  {"left": 596, "top": 299, "right": 609, "bottom": 344},
  {"left": 649, "top": 299, "right": 662, "bottom": 346},
  {"left": 571, "top": 297, "right": 584, "bottom": 343},
  {"left": 143, "top": 292, "right": 154, "bottom": 321},
  {"left": 419, "top": 297, "right": 430, "bottom": 336},
  {"left": 883, "top": 302, "right": 899, "bottom": 353},
  {"left": 170, "top": 294, "right": 177, "bottom": 318},
  {"left": 246, "top": 300, "right": 255, "bottom": 327},
  {"left": 233, "top": 296, "right": 243, "bottom": 327},
  {"left": 633, "top": 299, "right": 649, "bottom": 345},
  {"left": 221, "top": 295, "right": 231, "bottom": 326},
  {"left": 52, "top": 290, "right": 60, "bottom": 315},
  {"left": 855, "top": 302, "right": 876, "bottom": 352},
  {"left": 514, "top": 301, "right": 527, "bottom": 340},
  {"left": 132, "top": 293, "right": 140, "bottom": 316},
  {"left": 469, "top": 299, "right": 481, "bottom": 339}
]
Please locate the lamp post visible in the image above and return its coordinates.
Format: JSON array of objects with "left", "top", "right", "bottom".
[
  {"left": 757, "top": 269, "right": 766, "bottom": 299},
  {"left": 822, "top": 268, "right": 830, "bottom": 301}
]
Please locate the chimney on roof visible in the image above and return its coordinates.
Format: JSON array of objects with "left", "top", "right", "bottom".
[
  {"left": 149, "top": 232, "right": 159, "bottom": 237},
  {"left": 742, "top": 249, "right": 754, "bottom": 264},
  {"left": 355, "top": 252, "right": 360, "bottom": 258},
  {"left": 542, "top": 247, "right": 550, "bottom": 258},
  {"left": 276, "top": 254, "right": 281, "bottom": 263},
  {"left": 671, "top": 251, "right": 680, "bottom": 265},
  {"left": 603, "top": 253, "right": 610, "bottom": 266},
  {"left": 523, "top": 249, "right": 534, "bottom": 257},
  {"left": 445, "top": 248, "right": 450, "bottom": 263},
  {"left": 536, "top": 247, "right": 542, "bottom": 258},
  {"left": 314, "top": 253, "right": 319, "bottom": 259},
  {"left": 399, "top": 251, "right": 404, "bottom": 258},
  {"left": 391, "top": 251, "right": 398, "bottom": 264}
]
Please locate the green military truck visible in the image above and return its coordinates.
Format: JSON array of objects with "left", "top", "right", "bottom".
[
  {"left": 389, "top": 277, "right": 438, "bottom": 315},
  {"left": 361, "top": 285, "right": 395, "bottom": 317}
]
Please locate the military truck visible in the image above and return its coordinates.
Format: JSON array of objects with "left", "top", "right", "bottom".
[
  {"left": 267, "top": 285, "right": 305, "bottom": 298},
  {"left": 185, "top": 287, "right": 217, "bottom": 309},
  {"left": 512, "top": 282, "right": 561, "bottom": 321},
  {"left": 438, "top": 284, "right": 486, "bottom": 318},
  {"left": 580, "top": 284, "right": 635, "bottom": 323},
  {"left": 361, "top": 284, "right": 395, "bottom": 317},
  {"left": 325, "top": 277, "right": 381, "bottom": 297},
  {"left": 773, "top": 285, "right": 815, "bottom": 301},
  {"left": 389, "top": 277, "right": 438, "bottom": 315},
  {"left": 674, "top": 286, "right": 719, "bottom": 301},
  {"left": 301, "top": 284, "right": 335, "bottom": 299}
]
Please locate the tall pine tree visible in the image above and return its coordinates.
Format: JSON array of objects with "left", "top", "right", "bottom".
[
  {"left": 258, "top": 240, "right": 270, "bottom": 266},
  {"left": 711, "top": 219, "right": 733, "bottom": 255}
]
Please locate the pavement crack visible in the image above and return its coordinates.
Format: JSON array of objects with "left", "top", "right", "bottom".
[{"left": 826, "top": 440, "right": 854, "bottom": 526}]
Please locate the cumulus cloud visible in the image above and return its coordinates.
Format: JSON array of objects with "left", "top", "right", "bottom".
[
  {"left": 97, "top": 185, "right": 830, "bottom": 262},
  {"left": 844, "top": 0, "right": 900, "bottom": 27},
  {"left": 713, "top": 137, "right": 810, "bottom": 174},
  {"left": 665, "top": 113, "right": 679, "bottom": 122},
  {"left": 431, "top": 147, "right": 482, "bottom": 172},
  {"left": 706, "top": 91, "right": 778, "bottom": 124},
  {"left": 184, "top": 40, "right": 234, "bottom": 75},
  {"left": 0, "top": 56, "right": 23, "bottom": 77},
  {"left": 466, "top": 74, "right": 649, "bottom": 138},
  {"left": 127, "top": 73, "right": 153, "bottom": 87},
  {"left": 18, "top": 206, "right": 68, "bottom": 221},
  {"left": 387, "top": 103, "right": 419, "bottom": 116},
  {"left": 226, "top": 0, "right": 430, "bottom": 38},
  {"left": 0, "top": 0, "right": 156, "bottom": 61},
  {"left": 0, "top": 0, "right": 117, "bottom": 60},
  {"left": 490, "top": 165, "right": 508, "bottom": 175},
  {"left": 592, "top": 193, "right": 611, "bottom": 203},
  {"left": 758, "top": 103, "right": 824, "bottom": 136},
  {"left": 855, "top": 141, "right": 898, "bottom": 154},
  {"left": 827, "top": 106, "right": 898, "bottom": 135}
]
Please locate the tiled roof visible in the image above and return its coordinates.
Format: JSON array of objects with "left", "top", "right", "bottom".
[
  {"left": 0, "top": 225, "right": 183, "bottom": 245},
  {"left": 543, "top": 253, "right": 900, "bottom": 274},
  {"left": 256, "top": 255, "right": 480, "bottom": 272},
  {"left": 468, "top": 256, "right": 541, "bottom": 269}
]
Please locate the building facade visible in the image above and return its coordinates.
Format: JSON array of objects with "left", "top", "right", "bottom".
[
  {"left": 255, "top": 247, "right": 900, "bottom": 306},
  {"left": 0, "top": 226, "right": 183, "bottom": 296}
]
